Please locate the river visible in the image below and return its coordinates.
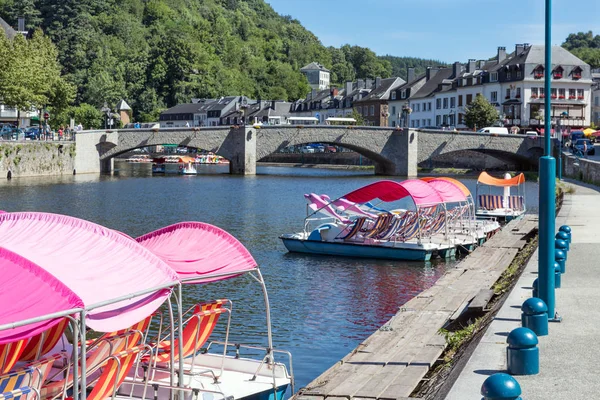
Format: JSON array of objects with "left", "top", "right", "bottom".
[{"left": 0, "top": 162, "right": 539, "bottom": 390}]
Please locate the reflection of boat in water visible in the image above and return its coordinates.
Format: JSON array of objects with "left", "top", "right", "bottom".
[
  {"left": 179, "top": 161, "right": 197, "bottom": 175},
  {"left": 126, "top": 154, "right": 152, "bottom": 163},
  {"left": 0, "top": 212, "right": 294, "bottom": 400},
  {"left": 280, "top": 178, "right": 500, "bottom": 261},
  {"left": 152, "top": 163, "right": 166, "bottom": 174},
  {"left": 475, "top": 172, "right": 526, "bottom": 222}
]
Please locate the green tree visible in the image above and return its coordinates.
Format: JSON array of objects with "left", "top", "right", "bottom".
[
  {"left": 350, "top": 108, "right": 365, "bottom": 125},
  {"left": 464, "top": 94, "right": 499, "bottom": 130}
]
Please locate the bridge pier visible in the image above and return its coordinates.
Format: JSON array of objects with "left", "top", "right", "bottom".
[
  {"left": 227, "top": 127, "right": 256, "bottom": 175},
  {"left": 377, "top": 129, "right": 418, "bottom": 177}
]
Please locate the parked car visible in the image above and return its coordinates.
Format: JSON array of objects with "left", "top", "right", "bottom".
[
  {"left": 325, "top": 145, "right": 337, "bottom": 153},
  {"left": 525, "top": 131, "right": 538, "bottom": 136},
  {"left": 573, "top": 139, "right": 595, "bottom": 156},
  {"left": 301, "top": 146, "right": 315, "bottom": 153},
  {"left": 477, "top": 127, "right": 509, "bottom": 134},
  {"left": 25, "top": 127, "right": 40, "bottom": 140}
]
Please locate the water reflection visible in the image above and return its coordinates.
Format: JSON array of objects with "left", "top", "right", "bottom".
[{"left": 0, "top": 163, "right": 539, "bottom": 388}]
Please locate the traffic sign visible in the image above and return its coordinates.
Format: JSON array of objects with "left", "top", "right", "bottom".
[{"left": 43, "top": 112, "right": 49, "bottom": 120}]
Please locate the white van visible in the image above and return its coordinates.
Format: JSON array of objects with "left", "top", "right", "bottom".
[{"left": 477, "top": 127, "right": 509, "bottom": 134}]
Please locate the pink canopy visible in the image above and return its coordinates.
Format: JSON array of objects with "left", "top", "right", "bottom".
[
  {"left": 423, "top": 179, "right": 468, "bottom": 203},
  {"left": 0, "top": 247, "right": 84, "bottom": 344},
  {"left": 342, "top": 180, "right": 444, "bottom": 206},
  {"left": 136, "top": 222, "right": 257, "bottom": 284},
  {"left": 0, "top": 212, "right": 179, "bottom": 333}
]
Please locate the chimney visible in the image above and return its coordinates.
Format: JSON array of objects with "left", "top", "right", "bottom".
[
  {"left": 426, "top": 67, "right": 440, "bottom": 81},
  {"left": 357, "top": 79, "right": 365, "bottom": 89},
  {"left": 345, "top": 81, "right": 353, "bottom": 95},
  {"left": 467, "top": 59, "right": 476, "bottom": 73},
  {"left": 365, "top": 78, "right": 373, "bottom": 88},
  {"left": 407, "top": 67, "right": 415, "bottom": 83},
  {"left": 452, "top": 62, "right": 462, "bottom": 78},
  {"left": 311, "top": 88, "right": 317, "bottom": 100},
  {"left": 515, "top": 44, "right": 525, "bottom": 55},
  {"left": 271, "top": 100, "right": 276, "bottom": 109},
  {"left": 375, "top": 77, "right": 382, "bottom": 88},
  {"left": 17, "top": 17, "right": 25, "bottom": 32},
  {"left": 497, "top": 47, "right": 507, "bottom": 63},
  {"left": 478, "top": 60, "right": 486, "bottom": 69},
  {"left": 330, "top": 87, "right": 339, "bottom": 97}
]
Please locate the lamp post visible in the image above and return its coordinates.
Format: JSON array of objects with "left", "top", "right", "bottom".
[
  {"left": 539, "top": 0, "right": 558, "bottom": 321},
  {"left": 402, "top": 103, "right": 411, "bottom": 128}
]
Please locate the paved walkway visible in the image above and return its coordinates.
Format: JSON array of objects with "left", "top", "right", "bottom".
[{"left": 445, "top": 180, "right": 600, "bottom": 400}]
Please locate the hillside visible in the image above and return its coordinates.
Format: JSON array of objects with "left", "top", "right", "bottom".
[
  {"left": 562, "top": 31, "right": 600, "bottom": 69},
  {"left": 1, "top": 0, "right": 444, "bottom": 121},
  {"left": 379, "top": 55, "right": 448, "bottom": 81}
]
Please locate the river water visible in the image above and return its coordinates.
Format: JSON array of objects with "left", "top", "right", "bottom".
[{"left": 0, "top": 162, "right": 539, "bottom": 390}]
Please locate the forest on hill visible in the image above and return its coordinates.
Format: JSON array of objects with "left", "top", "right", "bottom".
[
  {"left": 379, "top": 55, "right": 447, "bottom": 80},
  {"left": 0, "top": 0, "right": 447, "bottom": 121},
  {"left": 562, "top": 31, "right": 600, "bottom": 69}
]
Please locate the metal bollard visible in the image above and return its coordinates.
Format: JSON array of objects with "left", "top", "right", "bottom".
[
  {"left": 507, "top": 327, "right": 539, "bottom": 375},
  {"left": 555, "top": 249, "right": 566, "bottom": 274},
  {"left": 521, "top": 298, "right": 548, "bottom": 336},
  {"left": 532, "top": 278, "right": 538, "bottom": 298},
  {"left": 555, "top": 239, "right": 568, "bottom": 260},
  {"left": 559, "top": 225, "right": 572, "bottom": 243},
  {"left": 555, "top": 231, "right": 569, "bottom": 250},
  {"left": 555, "top": 263, "right": 562, "bottom": 289},
  {"left": 481, "top": 373, "right": 522, "bottom": 400}
]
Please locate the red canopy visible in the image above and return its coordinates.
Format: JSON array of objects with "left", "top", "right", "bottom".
[
  {"left": 136, "top": 222, "right": 258, "bottom": 283},
  {"left": 342, "top": 180, "right": 444, "bottom": 206}
]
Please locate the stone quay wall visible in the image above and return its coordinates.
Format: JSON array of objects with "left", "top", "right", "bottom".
[
  {"left": 0, "top": 141, "right": 76, "bottom": 179},
  {"left": 563, "top": 152, "right": 600, "bottom": 185}
]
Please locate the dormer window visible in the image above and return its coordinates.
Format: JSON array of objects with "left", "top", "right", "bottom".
[
  {"left": 490, "top": 72, "right": 498, "bottom": 82},
  {"left": 391, "top": 91, "right": 397, "bottom": 100},
  {"left": 553, "top": 66, "right": 564, "bottom": 79},
  {"left": 572, "top": 67, "right": 582, "bottom": 80},
  {"left": 401, "top": 89, "right": 407, "bottom": 99},
  {"left": 534, "top": 65, "right": 544, "bottom": 79}
]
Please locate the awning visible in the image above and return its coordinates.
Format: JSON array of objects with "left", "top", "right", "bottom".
[
  {"left": 502, "top": 99, "right": 523, "bottom": 106},
  {"left": 420, "top": 178, "right": 468, "bottom": 203},
  {"left": 421, "top": 177, "right": 471, "bottom": 197},
  {"left": 342, "top": 180, "right": 444, "bottom": 206},
  {"left": 0, "top": 247, "right": 83, "bottom": 344},
  {"left": 136, "top": 222, "right": 257, "bottom": 284},
  {"left": 0, "top": 212, "right": 179, "bottom": 333},
  {"left": 477, "top": 172, "right": 525, "bottom": 187}
]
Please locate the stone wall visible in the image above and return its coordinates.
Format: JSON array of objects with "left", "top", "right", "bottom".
[
  {"left": 0, "top": 142, "right": 76, "bottom": 179},
  {"left": 258, "top": 152, "right": 374, "bottom": 166},
  {"left": 563, "top": 152, "right": 600, "bottom": 185}
]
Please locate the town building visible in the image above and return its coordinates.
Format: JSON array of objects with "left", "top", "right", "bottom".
[
  {"left": 408, "top": 67, "right": 456, "bottom": 128},
  {"left": 592, "top": 69, "right": 600, "bottom": 127},
  {"left": 353, "top": 77, "right": 405, "bottom": 126},
  {"left": 300, "top": 62, "right": 330, "bottom": 90},
  {"left": 388, "top": 68, "right": 427, "bottom": 127}
]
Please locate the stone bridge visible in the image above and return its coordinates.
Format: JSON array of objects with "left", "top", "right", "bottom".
[{"left": 74, "top": 126, "right": 543, "bottom": 176}]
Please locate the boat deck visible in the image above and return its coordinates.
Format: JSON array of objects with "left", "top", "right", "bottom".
[{"left": 293, "top": 215, "right": 537, "bottom": 400}]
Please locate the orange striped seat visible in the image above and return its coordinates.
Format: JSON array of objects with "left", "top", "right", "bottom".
[
  {"left": 0, "top": 341, "right": 27, "bottom": 375},
  {"left": 86, "top": 345, "right": 146, "bottom": 400},
  {"left": 19, "top": 320, "right": 69, "bottom": 362},
  {"left": 42, "top": 332, "right": 141, "bottom": 400},
  {"left": 147, "top": 300, "right": 226, "bottom": 366}
]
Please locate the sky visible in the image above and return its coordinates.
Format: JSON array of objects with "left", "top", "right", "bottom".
[{"left": 265, "top": 0, "right": 599, "bottom": 63}]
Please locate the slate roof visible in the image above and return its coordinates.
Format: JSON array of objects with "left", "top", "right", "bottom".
[
  {"left": 116, "top": 99, "right": 131, "bottom": 111},
  {"left": 300, "top": 62, "right": 330, "bottom": 72},
  {"left": 161, "top": 103, "right": 204, "bottom": 115},
  {"left": 0, "top": 17, "right": 17, "bottom": 39},
  {"left": 355, "top": 77, "right": 405, "bottom": 102},
  {"left": 524, "top": 45, "right": 587, "bottom": 66},
  {"left": 410, "top": 68, "right": 455, "bottom": 99}
]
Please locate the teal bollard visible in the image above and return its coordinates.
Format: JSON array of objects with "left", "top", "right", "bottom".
[
  {"left": 556, "top": 231, "right": 569, "bottom": 250},
  {"left": 559, "top": 225, "right": 572, "bottom": 243},
  {"left": 555, "top": 263, "right": 561, "bottom": 288},
  {"left": 555, "top": 239, "right": 568, "bottom": 260},
  {"left": 521, "top": 298, "right": 549, "bottom": 336},
  {"left": 555, "top": 249, "right": 566, "bottom": 274},
  {"left": 532, "top": 278, "right": 538, "bottom": 298},
  {"left": 507, "top": 327, "right": 539, "bottom": 375},
  {"left": 481, "top": 373, "right": 522, "bottom": 400}
]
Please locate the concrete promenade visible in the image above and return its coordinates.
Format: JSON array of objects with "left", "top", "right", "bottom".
[{"left": 445, "top": 180, "right": 600, "bottom": 399}]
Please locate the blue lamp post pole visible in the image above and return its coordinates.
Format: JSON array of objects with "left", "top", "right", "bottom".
[{"left": 539, "top": 0, "right": 558, "bottom": 320}]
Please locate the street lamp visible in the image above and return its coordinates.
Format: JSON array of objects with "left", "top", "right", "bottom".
[{"left": 538, "top": 0, "right": 559, "bottom": 321}]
